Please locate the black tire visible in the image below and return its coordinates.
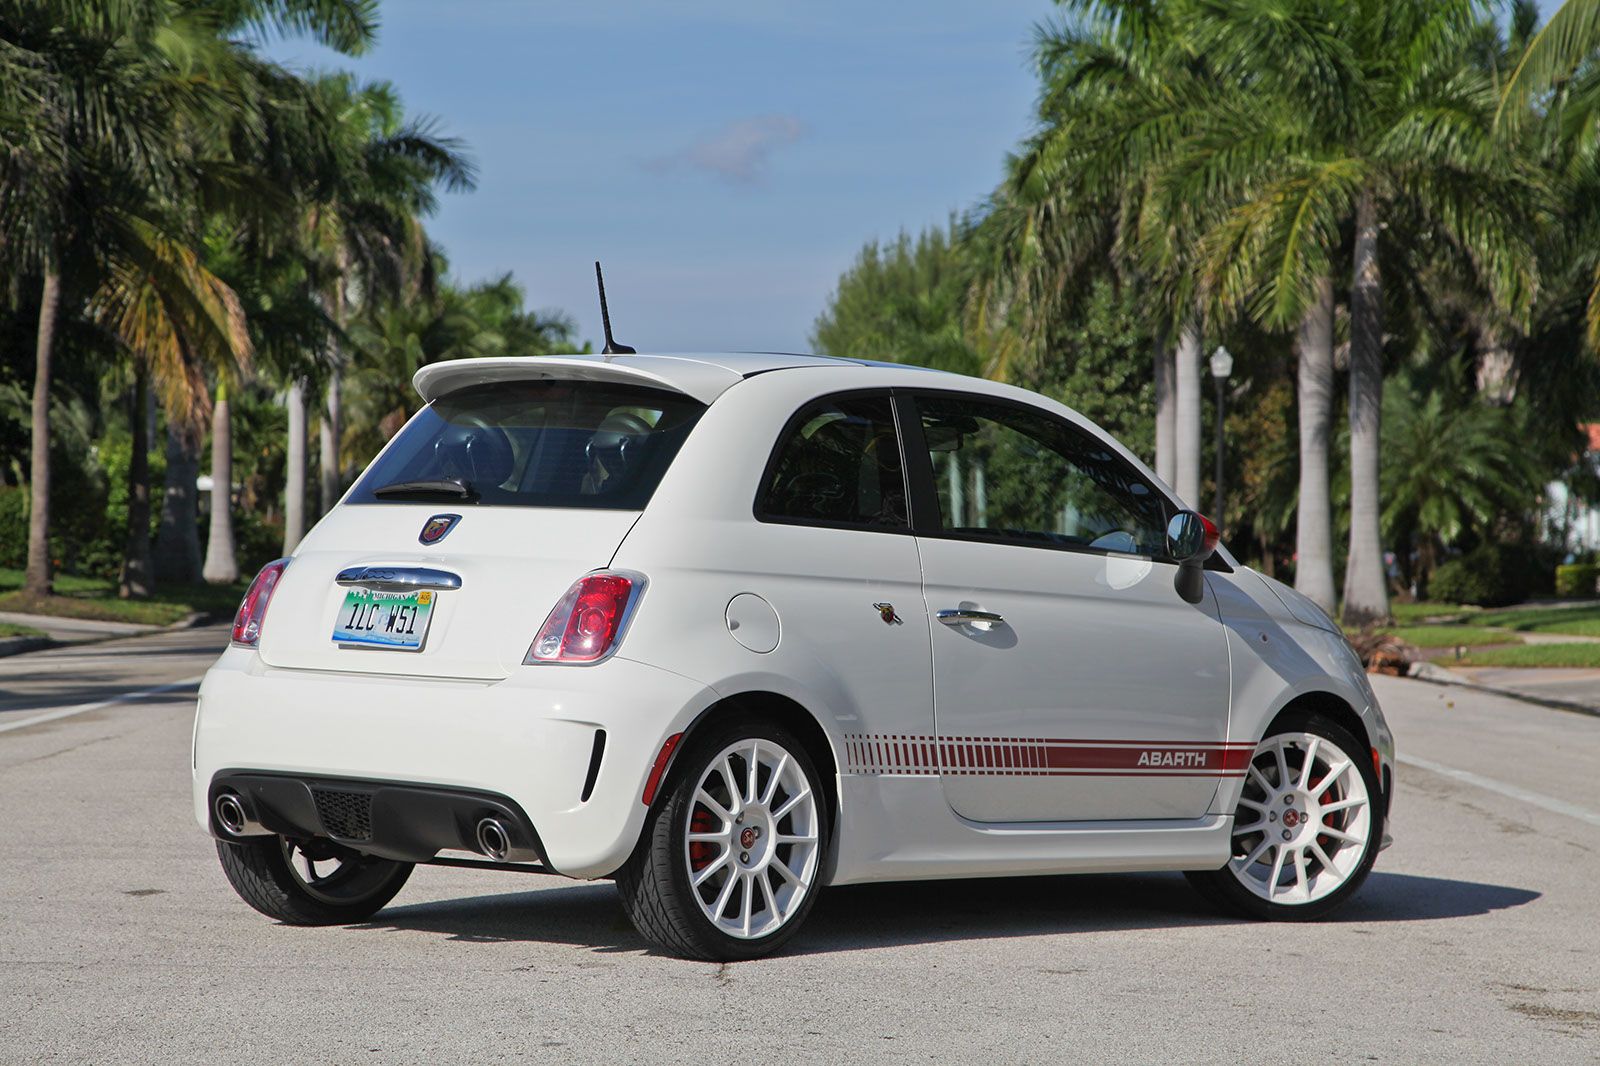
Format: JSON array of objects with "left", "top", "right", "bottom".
[
  {"left": 216, "top": 835, "right": 412, "bottom": 926},
  {"left": 617, "top": 717, "right": 829, "bottom": 961},
  {"left": 1187, "top": 711, "right": 1384, "bottom": 921}
]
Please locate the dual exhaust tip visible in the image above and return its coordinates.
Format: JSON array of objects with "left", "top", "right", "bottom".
[
  {"left": 217, "top": 790, "right": 515, "bottom": 863},
  {"left": 475, "top": 816, "right": 511, "bottom": 862},
  {"left": 214, "top": 792, "right": 264, "bottom": 837}
]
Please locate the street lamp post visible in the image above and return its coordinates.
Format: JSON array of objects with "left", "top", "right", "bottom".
[{"left": 1209, "top": 345, "right": 1233, "bottom": 528}]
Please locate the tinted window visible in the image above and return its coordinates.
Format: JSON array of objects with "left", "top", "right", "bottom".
[
  {"left": 758, "top": 395, "right": 908, "bottom": 529},
  {"left": 913, "top": 394, "right": 1168, "bottom": 555},
  {"left": 347, "top": 380, "right": 705, "bottom": 510}
]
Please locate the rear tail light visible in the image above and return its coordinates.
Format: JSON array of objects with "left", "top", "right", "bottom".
[
  {"left": 231, "top": 558, "right": 291, "bottom": 647},
  {"left": 526, "top": 570, "right": 645, "bottom": 664}
]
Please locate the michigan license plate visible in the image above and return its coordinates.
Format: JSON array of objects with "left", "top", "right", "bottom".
[{"left": 332, "top": 587, "right": 436, "bottom": 650}]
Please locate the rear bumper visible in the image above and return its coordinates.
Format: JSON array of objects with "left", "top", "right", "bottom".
[
  {"left": 208, "top": 771, "right": 547, "bottom": 864},
  {"left": 192, "top": 647, "right": 715, "bottom": 878}
]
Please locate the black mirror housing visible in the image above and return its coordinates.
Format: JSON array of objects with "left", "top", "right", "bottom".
[{"left": 1167, "top": 510, "right": 1220, "bottom": 604}]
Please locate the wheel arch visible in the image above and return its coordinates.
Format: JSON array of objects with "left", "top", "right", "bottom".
[
  {"left": 651, "top": 689, "right": 841, "bottom": 838},
  {"left": 1265, "top": 689, "right": 1383, "bottom": 796}
]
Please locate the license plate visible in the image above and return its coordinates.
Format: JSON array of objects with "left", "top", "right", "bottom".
[{"left": 332, "top": 587, "right": 436, "bottom": 650}]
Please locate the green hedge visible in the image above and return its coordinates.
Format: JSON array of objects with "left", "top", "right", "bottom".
[
  {"left": 1555, "top": 563, "right": 1600, "bottom": 598},
  {"left": 1429, "top": 543, "right": 1530, "bottom": 607}
]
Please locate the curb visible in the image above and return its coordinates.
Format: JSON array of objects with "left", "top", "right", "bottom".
[
  {"left": 0, "top": 610, "right": 224, "bottom": 660},
  {"left": 1403, "top": 661, "right": 1600, "bottom": 720},
  {"left": 0, "top": 636, "right": 55, "bottom": 659}
]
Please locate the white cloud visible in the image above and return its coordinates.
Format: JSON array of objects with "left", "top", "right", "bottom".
[{"left": 645, "top": 115, "right": 807, "bottom": 186}]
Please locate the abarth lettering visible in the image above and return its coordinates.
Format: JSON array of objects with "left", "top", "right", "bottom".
[{"left": 1137, "top": 750, "right": 1209, "bottom": 768}]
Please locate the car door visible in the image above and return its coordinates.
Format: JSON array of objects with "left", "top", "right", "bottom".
[{"left": 900, "top": 390, "right": 1236, "bottom": 823}]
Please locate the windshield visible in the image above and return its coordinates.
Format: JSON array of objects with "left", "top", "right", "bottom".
[{"left": 347, "top": 379, "right": 706, "bottom": 510}]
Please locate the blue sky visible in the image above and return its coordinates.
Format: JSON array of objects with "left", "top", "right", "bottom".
[{"left": 265, "top": 1, "right": 1057, "bottom": 353}]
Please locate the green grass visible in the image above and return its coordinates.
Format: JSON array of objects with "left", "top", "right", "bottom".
[
  {"left": 0, "top": 568, "right": 246, "bottom": 626},
  {"left": 0, "top": 622, "right": 45, "bottom": 638},
  {"left": 1474, "top": 604, "right": 1600, "bottom": 638},
  {"left": 1377, "top": 625, "right": 1522, "bottom": 648},
  {"left": 1388, "top": 601, "right": 1480, "bottom": 625},
  {"left": 1453, "top": 643, "right": 1600, "bottom": 668}
]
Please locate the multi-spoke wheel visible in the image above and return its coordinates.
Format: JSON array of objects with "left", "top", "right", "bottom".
[
  {"left": 618, "top": 718, "right": 827, "bottom": 960},
  {"left": 215, "top": 834, "right": 412, "bottom": 925},
  {"left": 1187, "top": 713, "right": 1383, "bottom": 920}
]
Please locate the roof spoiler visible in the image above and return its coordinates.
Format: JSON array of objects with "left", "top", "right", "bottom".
[{"left": 412, "top": 356, "right": 742, "bottom": 405}]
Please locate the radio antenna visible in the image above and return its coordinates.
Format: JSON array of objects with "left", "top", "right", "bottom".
[{"left": 595, "top": 262, "right": 635, "bottom": 356}]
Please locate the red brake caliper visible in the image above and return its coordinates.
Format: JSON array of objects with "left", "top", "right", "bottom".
[
  {"left": 689, "top": 808, "right": 716, "bottom": 872},
  {"left": 1311, "top": 773, "right": 1336, "bottom": 856}
]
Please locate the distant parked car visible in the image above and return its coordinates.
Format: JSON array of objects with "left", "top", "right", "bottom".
[{"left": 195, "top": 352, "right": 1394, "bottom": 960}]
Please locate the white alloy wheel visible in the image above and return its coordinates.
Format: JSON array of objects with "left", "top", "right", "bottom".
[
  {"left": 683, "top": 738, "right": 821, "bottom": 940},
  {"left": 1227, "top": 731, "right": 1372, "bottom": 905}
]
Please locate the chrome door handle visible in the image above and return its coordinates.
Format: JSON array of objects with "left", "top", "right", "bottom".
[
  {"left": 335, "top": 566, "right": 463, "bottom": 592},
  {"left": 937, "top": 608, "right": 1004, "bottom": 627}
]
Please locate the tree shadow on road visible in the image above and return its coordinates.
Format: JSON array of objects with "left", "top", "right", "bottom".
[{"left": 357, "top": 868, "right": 1538, "bottom": 956}]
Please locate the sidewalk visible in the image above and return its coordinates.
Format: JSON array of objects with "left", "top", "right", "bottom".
[
  {"left": 1449, "top": 666, "right": 1600, "bottom": 713},
  {"left": 0, "top": 610, "right": 167, "bottom": 657},
  {"left": 1410, "top": 660, "right": 1600, "bottom": 715}
]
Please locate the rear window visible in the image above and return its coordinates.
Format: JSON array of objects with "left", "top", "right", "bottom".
[{"left": 347, "top": 380, "right": 706, "bottom": 510}]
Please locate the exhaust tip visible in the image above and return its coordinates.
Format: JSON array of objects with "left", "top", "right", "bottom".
[
  {"left": 475, "top": 817, "right": 510, "bottom": 861},
  {"left": 215, "top": 793, "right": 248, "bottom": 836}
]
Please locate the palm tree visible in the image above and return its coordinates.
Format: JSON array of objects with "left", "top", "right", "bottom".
[
  {"left": 1380, "top": 372, "right": 1542, "bottom": 592},
  {"left": 971, "top": 1, "right": 1219, "bottom": 503},
  {"left": 92, "top": 225, "right": 254, "bottom": 596},
  {"left": 0, "top": 2, "right": 245, "bottom": 597},
  {"left": 286, "top": 75, "right": 474, "bottom": 541},
  {"left": 1180, "top": 0, "right": 1541, "bottom": 624},
  {"left": 0, "top": 0, "right": 379, "bottom": 597},
  {"left": 342, "top": 269, "right": 580, "bottom": 463},
  {"left": 1498, "top": 0, "right": 1600, "bottom": 128},
  {"left": 198, "top": 1, "right": 381, "bottom": 576}
]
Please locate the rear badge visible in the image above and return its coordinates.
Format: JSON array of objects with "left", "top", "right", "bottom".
[{"left": 419, "top": 514, "right": 462, "bottom": 546}]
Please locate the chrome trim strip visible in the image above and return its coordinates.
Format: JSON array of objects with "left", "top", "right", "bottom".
[{"left": 334, "top": 566, "right": 463, "bottom": 592}]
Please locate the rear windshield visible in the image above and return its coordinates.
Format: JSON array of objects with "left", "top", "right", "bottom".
[{"left": 347, "top": 379, "right": 706, "bottom": 510}]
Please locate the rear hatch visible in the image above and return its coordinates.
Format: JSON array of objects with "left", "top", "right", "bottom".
[
  {"left": 257, "top": 375, "right": 706, "bottom": 680},
  {"left": 258, "top": 506, "right": 643, "bottom": 679}
]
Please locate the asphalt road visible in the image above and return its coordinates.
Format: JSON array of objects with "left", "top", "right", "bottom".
[{"left": 2, "top": 627, "right": 1598, "bottom": 1064}]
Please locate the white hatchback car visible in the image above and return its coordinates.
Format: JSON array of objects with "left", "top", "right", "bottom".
[{"left": 196, "top": 352, "right": 1393, "bottom": 960}]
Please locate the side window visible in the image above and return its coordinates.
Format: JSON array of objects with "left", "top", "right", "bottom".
[
  {"left": 913, "top": 394, "right": 1168, "bottom": 555},
  {"left": 758, "top": 394, "right": 909, "bottom": 530}
]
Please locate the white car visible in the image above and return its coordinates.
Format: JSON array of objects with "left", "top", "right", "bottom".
[{"left": 195, "top": 351, "right": 1394, "bottom": 960}]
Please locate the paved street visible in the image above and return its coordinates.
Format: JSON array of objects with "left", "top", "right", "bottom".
[{"left": 2, "top": 630, "right": 1598, "bottom": 1064}]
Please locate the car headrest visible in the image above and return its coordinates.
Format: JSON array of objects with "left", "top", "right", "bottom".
[{"left": 432, "top": 417, "right": 515, "bottom": 487}]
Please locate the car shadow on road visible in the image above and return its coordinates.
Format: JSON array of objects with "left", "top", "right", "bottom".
[{"left": 358, "top": 868, "right": 1539, "bottom": 956}]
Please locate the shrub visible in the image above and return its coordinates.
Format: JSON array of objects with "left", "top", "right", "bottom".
[
  {"left": 0, "top": 486, "right": 25, "bottom": 569},
  {"left": 1429, "top": 543, "right": 1529, "bottom": 607},
  {"left": 1555, "top": 563, "right": 1600, "bottom": 598}
]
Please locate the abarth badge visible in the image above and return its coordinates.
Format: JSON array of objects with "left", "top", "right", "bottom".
[
  {"left": 873, "top": 602, "right": 902, "bottom": 626},
  {"left": 419, "top": 513, "right": 462, "bottom": 546}
]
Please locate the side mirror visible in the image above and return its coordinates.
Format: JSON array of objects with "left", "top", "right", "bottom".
[{"left": 1167, "top": 510, "right": 1219, "bottom": 604}]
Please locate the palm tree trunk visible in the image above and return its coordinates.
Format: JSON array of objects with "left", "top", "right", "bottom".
[
  {"left": 24, "top": 269, "right": 60, "bottom": 598},
  {"left": 1294, "top": 276, "right": 1337, "bottom": 613},
  {"left": 155, "top": 418, "right": 202, "bottom": 584},
  {"left": 120, "top": 364, "right": 155, "bottom": 599},
  {"left": 202, "top": 382, "right": 238, "bottom": 584},
  {"left": 1174, "top": 316, "right": 1203, "bottom": 506},
  {"left": 319, "top": 371, "right": 341, "bottom": 514},
  {"left": 1343, "top": 190, "right": 1390, "bottom": 625},
  {"left": 1153, "top": 328, "right": 1177, "bottom": 486},
  {"left": 319, "top": 279, "right": 346, "bottom": 516},
  {"left": 284, "top": 378, "right": 307, "bottom": 554}
]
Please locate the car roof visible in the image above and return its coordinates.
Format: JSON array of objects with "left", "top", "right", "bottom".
[{"left": 412, "top": 351, "right": 948, "bottom": 405}]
